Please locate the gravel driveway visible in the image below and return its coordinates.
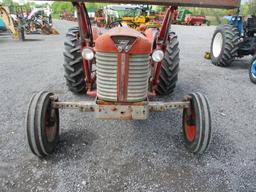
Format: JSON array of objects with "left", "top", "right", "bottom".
[{"left": 0, "top": 20, "right": 255, "bottom": 192}]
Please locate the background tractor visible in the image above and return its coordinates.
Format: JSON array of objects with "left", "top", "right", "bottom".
[
  {"left": 210, "top": 11, "right": 256, "bottom": 83},
  {"left": 176, "top": 8, "right": 192, "bottom": 23},
  {"left": 26, "top": 0, "right": 241, "bottom": 158}
]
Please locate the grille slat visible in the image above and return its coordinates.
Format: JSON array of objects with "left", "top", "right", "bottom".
[{"left": 96, "top": 52, "right": 150, "bottom": 102}]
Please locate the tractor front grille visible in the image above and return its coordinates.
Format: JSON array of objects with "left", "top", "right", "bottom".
[{"left": 96, "top": 52, "right": 150, "bottom": 102}]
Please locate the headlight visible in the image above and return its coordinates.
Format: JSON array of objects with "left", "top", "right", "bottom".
[
  {"left": 152, "top": 49, "right": 164, "bottom": 62},
  {"left": 82, "top": 48, "right": 94, "bottom": 60}
]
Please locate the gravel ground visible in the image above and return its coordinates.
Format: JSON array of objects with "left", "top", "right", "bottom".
[{"left": 0, "top": 20, "right": 255, "bottom": 192}]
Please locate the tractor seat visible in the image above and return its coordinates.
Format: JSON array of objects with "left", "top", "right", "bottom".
[{"left": 246, "top": 16, "right": 256, "bottom": 34}]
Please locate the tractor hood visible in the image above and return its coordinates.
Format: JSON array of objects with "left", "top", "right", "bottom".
[{"left": 94, "top": 27, "right": 152, "bottom": 54}]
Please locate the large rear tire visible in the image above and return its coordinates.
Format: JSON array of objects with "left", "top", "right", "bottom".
[
  {"left": 210, "top": 24, "right": 240, "bottom": 67},
  {"left": 63, "top": 27, "right": 86, "bottom": 94},
  {"left": 156, "top": 33, "right": 180, "bottom": 95}
]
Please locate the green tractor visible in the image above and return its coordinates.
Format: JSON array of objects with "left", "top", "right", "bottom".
[{"left": 176, "top": 8, "right": 192, "bottom": 24}]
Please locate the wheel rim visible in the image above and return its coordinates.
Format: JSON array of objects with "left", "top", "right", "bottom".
[
  {"left": 184, "top": 107, "right": 196, "bottom": 142},
  {"left": 251, "top": 60, "right": 256, "bottom": 79},
  {"left": 212, "top": 32, "right": 223, "bottom": 58},
  {"left": 45, "top": 109, "right": 57, "bottom": 143}
]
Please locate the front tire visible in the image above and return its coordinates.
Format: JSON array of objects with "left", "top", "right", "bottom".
[
  {"left": 63, "top": 27, "right": 86, "bottom": 94},
  {"left": 156, "top": 33, "right": 180, "bottom": 95},
  {"left": 249, "top": 56, "right": 256, "bottom": 84},
  {"left": 26, "top": 91, "right": 59, "bottom": 157},
  {"left": 210, "top": 24, "right": 240, "bottom": 67},
  {"left": 182, "top": 92, "right": 212, "bottom": 154}
]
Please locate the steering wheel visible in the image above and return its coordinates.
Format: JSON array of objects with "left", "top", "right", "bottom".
[
  {"left": 108, "top": 20, "right": 123, "bottom": 28},
  {"left": 108, "top": 20, "right": 139, "bottom": 29}
]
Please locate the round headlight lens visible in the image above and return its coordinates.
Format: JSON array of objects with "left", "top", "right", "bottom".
[
  {"left": 82, "top": 48, "right": 94, "bottom": 60},
  {"left": 152, "top": 50, "right": 164, "bottom": 62}
]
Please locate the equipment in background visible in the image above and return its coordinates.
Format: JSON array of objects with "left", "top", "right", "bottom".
[
  {"left": 103, "top": 5, "right": 161, "bottom": 30},
  {"left": 94, "top": 9, "right": 106, "bottom": 27},
  {"left": 25, "top": 9, "right": 59, "bottom": 35},
  {"left": 175, "top": 8, "right": 207, "bottom": 25},
  {"left": 60, "top": 11, "right": 77, "bottom": 22},
  {"left": 210, "top": 12, "right": 256, "bottom": 83},
  {"left": 0, "top": 5, "right": 25, "bottom": 40}
]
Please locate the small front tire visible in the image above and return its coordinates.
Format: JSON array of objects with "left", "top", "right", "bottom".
[
  {"left": 182, "top": 92, "right": 212, "bottom": 154},
  {"left": 26, "top": 91, "right": 59, "bottom": 157}
]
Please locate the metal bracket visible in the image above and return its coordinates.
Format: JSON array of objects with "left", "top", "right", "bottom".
[
  {"left": 149, "top": 101, "right": 190, "bottom": 112},
  {"left": 51, "top": 96, "right": 192, "bottom": 120}
]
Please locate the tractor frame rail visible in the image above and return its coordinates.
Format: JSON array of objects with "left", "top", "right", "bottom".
[
  {"left": 50, "top": 96, "right": 191, "bottom": 120},
  {"left": 36, "top": 0, "right": 241, "bottom": 9}
]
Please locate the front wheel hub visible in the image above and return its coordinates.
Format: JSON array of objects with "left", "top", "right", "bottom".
[
  {"left": 212, "top": 32, "right": 223, "bottom": 58},
  {"left": 184, "top": 106, "right": 196, "bottom": 142}
]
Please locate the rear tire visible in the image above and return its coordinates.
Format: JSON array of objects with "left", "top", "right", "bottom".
[
  {"left": 63, "top": 27, "right": 86, "bottom": 94},
  {"left": 156, "top": 33, "right": 180, "bottom": 95},
  {"left": 182, "top": 92, "right": 212, "bottom": 154},
  {"left": 210, "top": 24, "right": 240, "bottom": 67},
  {"left": 249, "top": 56, "right": 256, "bottom": 84}
]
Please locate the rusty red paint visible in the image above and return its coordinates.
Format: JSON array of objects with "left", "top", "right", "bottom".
[
  {"left": 87, "top": 90, "right": 97, "bottom": 97},
  {"left": 95, "top": 27, "right": 152, "bottom": 54},
  {"left": 184, "top": 106, "right": 196, "bottom": 142},
  {"left": 96, "top": 100, "right": 146, "bottom": 106},
  {"left": 150, "top": 6, "right": 177, "bottom": 92},
  {"left": 76, "top": 3, "right": 95, "bottom": 92}
]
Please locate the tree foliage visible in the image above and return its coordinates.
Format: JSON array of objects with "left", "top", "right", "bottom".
[
  {"left": 51, "top": 2, "right": 74, "bottom": 13},
  {"left": 51, "top": 2, "right": 108, "bottom": 14},
  {"left": 241, "top": 0, "right": 256, "bottom": 16}
]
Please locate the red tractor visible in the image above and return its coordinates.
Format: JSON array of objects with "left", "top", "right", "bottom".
[{"left": 26, "top": 0, "right": 241, "bottom": 157}]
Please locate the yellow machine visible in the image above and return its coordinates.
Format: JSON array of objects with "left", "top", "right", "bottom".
[
  {"left": 106, "top": 5, "right": 159, "bottom": 30},
  {"left": 121, "top": 11, "right": 160, "bottom": 29},
  {"left": 122, "top": 15, "right": 146, "bottom": 24},
  {"left": 0, "top": 4, "right": 23, "bottom": 40}
]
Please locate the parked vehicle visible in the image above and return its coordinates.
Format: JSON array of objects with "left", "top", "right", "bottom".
[
  {"left": 210, "top": 13, "right": 256, "bottom": 83},
  {"left": 0, "top": 4, "right": 24, "bottom": 40},
  {"left": 25, "top": 0, "right": 241, "bottom": 158}
]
